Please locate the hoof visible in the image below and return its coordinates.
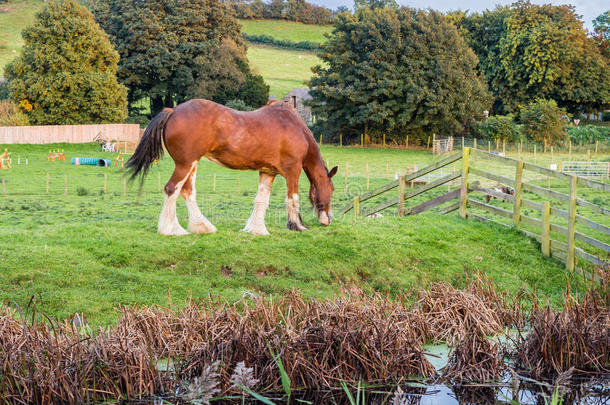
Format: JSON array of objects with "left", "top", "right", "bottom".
[
  {"left": 286, "top": 220, "right": 308, "bottom": 231},
  {"left": 242, "top": 224, "right": 270, "bottom": 235},
  {"left": 189, "top": 221, "right": 217, "bottom": 234}
]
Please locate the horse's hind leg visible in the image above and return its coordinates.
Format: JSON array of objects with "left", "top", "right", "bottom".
[
  {"left": 243, "top": 172, "right": 275, "bottom": 235},
  {"left": 181, "top": 163, "right": 217, "bottom": 234},
  {"left": 158, "top": 163, "right": 193, "bottom": 236}
]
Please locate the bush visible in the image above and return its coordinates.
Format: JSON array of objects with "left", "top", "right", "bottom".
[
  {"left": 519, "top": 99, "right": 566, "bottom": 145},
  {"left": 603, "top": 111, "right": 610, "bottom": 122},
  {"left": 5, "top": 0, "right": 127, "bottom": 125},
  {"left": 0, "top": 81, "right": 9, "bottom": 101},
  {"left": 242, "top": 34, "right": 321, "bottom": 51},
  {"left": 225, "top": 99, "right": 255, "bottom": 111},
  {"left": 477, "top": 114, "right": 520, "bottom": 142},
  {"left": 564, "top": 125, "right": 610, "bottom": 144},
  {"left": 0, "top": 101, "right": 30, "bottom": 126}
]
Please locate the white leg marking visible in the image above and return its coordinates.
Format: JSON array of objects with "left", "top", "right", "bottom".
[
  {"left": 286, "top": 193, "right": 307, "bottom": 231},
  {"left": 244, "top": 175, "right": 272, "bottom": 235},
  {"left": 184, "top": 166, "right": 217, "bottom": 234},
  {"left": 158, "top": 177, "right": 189, "bottom": 236}
]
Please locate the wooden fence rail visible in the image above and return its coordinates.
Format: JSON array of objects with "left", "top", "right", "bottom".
[
  {"left": 0, "top": 124, "right": 142, "bottom": 144},
  {"left": 338, "top": 146, "right": 608, "bottom": 277}
]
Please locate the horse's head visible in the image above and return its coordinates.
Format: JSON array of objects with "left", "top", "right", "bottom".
[{"left": 309, "top": 166, "right": 338, "bottom": 226}]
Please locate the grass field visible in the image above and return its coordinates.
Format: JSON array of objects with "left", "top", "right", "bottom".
[
  {"left": 0, "top": 0, "right": 44, "bottom": 74},
  {"left": 239, "top": 19, "right": 331, "bottom": 43},
  {"left": 247, "top": 45, "right": 321, "bottom": 98},
  {"left": 1, "top": 143, "right": 600, "bottom": 326}
]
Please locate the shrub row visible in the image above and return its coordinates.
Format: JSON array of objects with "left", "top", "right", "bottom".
[{"left": 243, "top": 33, "right": 320, "bottom": 51}]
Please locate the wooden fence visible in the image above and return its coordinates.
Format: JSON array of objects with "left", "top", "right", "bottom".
[
  {"left": 338, "top": 148, "right": 609, "bottom": 275},
  {"left": 0, "top": 124, "right": 142, "bottom": 144}
]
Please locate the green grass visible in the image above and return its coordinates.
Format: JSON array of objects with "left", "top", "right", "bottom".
[
  {"left": 247, "top": 45, "right": 321, "bottom": 98},
  {"left": 0, "top": 143, "right": 589, "bottom": 326},
  {"left": 239, "top": 19, "right": 331, "bottom": 43},
  {"left": 0, "top": 0, "right": 44, "bottom": 74}
]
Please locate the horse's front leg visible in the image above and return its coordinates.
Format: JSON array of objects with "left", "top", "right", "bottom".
[
  {"left": 243, "top": 172, "right": 275, "bottom": 235},
  {"left": 285, "top": 172, "right": 308, "bottom": 231}
]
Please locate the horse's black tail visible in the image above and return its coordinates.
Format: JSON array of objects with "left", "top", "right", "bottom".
[{"left": 126, "top": 108, "right": 174, "bottom": 184}]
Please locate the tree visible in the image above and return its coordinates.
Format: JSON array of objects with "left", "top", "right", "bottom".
[
  {"left": 309, "top": 7, "right": 491, "bottom": 143},
  {"left": 4, "top": 0, "right": 127, "bottom": 125},
  {"left": 477, "top": 114, "right": 519, "bottom": 142},
  {"left": 93, "top": 0, "right": 268, "bottom": 116},
  {"left": 592, "top": 11, "right": 609, "bottom": 59},
  {"left": 455, "top": 2, "right": 610, "bottom": 114},
  {"left": 519, "top": 99, "right": 565, "bottom": 145}
]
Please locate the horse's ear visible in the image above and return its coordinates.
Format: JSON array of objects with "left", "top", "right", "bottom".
[{"left": 328, "top": 166, "right": 338, "bottom": 178}]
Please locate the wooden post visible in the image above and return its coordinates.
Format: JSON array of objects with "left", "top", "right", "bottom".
[
  {"left": 513, "top": 160, "right": 524, "bottom": 229},
  {"left": 213, "top": 173, "right": 216, "bottom": 192},
  {"left": 353, "top": 196, "right": 360, "bottom": 216},
  {"left": 551, "top": 146, "right": 554, "bottom": 162},
  {"left": 459, "top": 147, "right": 470, "bottom": 218},
  {"left": 567, "top": 176, "right": 577, "bottom": 271},
  {"left": 541, "top": 201, "right": 551, "bottom": 257},
  {"left": 339, "top": 133, "right": 343, "bottom": 147},
  {"left": 383, "top": 133, "right": 386, "bottom": 148},
  {"left": 46, "top": 173, "right": 49, "bottom": 194},
  {"left": 360, "top": 134, "right": 363, "bottom": 147},
  {"left": 502, "top": 139, "right": 506, "bottom": 155},
  {"left": 406, "top": 135, "right": 409, "bottom": 149},
  {"left": 344, "top": 161, "right": 348, "bottom": 191},
  {"left": 473, "top": 138, "right": 477, "bottom": 150},
  {"left": 104, "top": 173, "right": 107, "bottom": 193},
  {"left": 496, "top": 138, "right": 500, "bottom": 151},
  {"left": 64, "top": 175, "right": 68, "bottom": 196},
  {"left": 544, "top": 140, "right": 547, "bottom": 154},
  {"left": 319, "top": 134, "right": 322, "bottom": 146},
  {"left": 123, "top": 178, "right": 127, "bottom": 196},
  {"left": 398, "top": 176, "right": 406, "bottom": 216},
  {"left": 366, "top": 162, "right": 369, "bottom": 190},
  {"left": 587, "top": 149, "right": 591, "bottom": 163},
  {"left": 488, "top": 140, "right": 491, "bottom": 152}
]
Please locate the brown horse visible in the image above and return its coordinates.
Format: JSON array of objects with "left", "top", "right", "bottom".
[{"left": 127, "top": 99, "right": 337, "bottom": 236}]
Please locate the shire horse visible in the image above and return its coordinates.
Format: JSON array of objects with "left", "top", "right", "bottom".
[{"left": 126, "top": 99, "right": 338, "bottom": 236}]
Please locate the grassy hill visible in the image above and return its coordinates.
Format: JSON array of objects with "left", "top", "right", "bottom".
[
  {"left": 0, "top": 143, "right": 586, "bottom": 326},
  {"left": 0, "top": 0, "right": 44, "bottom": 74},
  {"left": 239, "top": 18, "right": 331, "bottom": 43},
  {"left": 247, "top": 45, "right": 321, "bottom": 98}
]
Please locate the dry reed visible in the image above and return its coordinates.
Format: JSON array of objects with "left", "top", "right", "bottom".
[{"left": 441, "top": 333, "right": 506, "bottom": 384}]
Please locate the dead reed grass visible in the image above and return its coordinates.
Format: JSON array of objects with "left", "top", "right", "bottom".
[
  {"left": 0, "top": 293, "right": 436, "bottom": 404},
  {"left": 513, "top": 288, "right": 610, "bottom": 380},
  {"left": 415, "top": 274, "right": 518, "bottom": 345},
  {"left": 441, "top": 333, "right": 506, "bottom": 384}
]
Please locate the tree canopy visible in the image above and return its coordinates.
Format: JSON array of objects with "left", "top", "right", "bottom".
[
  {"left": 4, "top": 0, "right": 128, "bottom": 125},
  {"left": 454, "top": 2, "right": 610, "bottom": 115},
  {"left": 309, "top": 6, "right": 490, "bottom": 143},
  {"left": 93, "top": 0, "right": 269, "bottom": 115}
]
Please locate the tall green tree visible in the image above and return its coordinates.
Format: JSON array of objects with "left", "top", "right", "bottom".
[
  {"left": 4, "top": 0, "right": 127, "bottom": 125},
  {"left": 592, "top": 11, "right": 609, "bottom": 59},
  {"left": 455, "top": 2, "right": 609, "bottom": 114},
  {"left": 93, "top": 0, "right": 268, "bottom": 115},
  {"left": 309, "top": 7, "right": 490, "bottom": 143}
]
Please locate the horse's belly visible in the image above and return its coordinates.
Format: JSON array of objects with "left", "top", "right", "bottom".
[{"left": 204, "top": 152, "right": 276, "bottom": 173}]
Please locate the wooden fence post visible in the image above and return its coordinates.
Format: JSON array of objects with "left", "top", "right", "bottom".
[
  {"left": 567, "top": 176, "right": 577, "bottom": 271},
  {"left": 459, "top": 147, "right": 470, "bottom": 218},
  {"left": 360, "top": 134, "right": 363, "bottom": 147},
  {"left": 319, "top": 134, "right": 322, "bottom": 146},
  {"left": 541, "top": 201, "right": 551, "bottom": 257},
  {"left": 406, "top": 135, "right": 409, "bottom": 149},
  {"left": 513, "top": 160, "right": 524, "bottom": 229},
  {"left": 488, "top": 140, "right": 491, "bottom": 152},
  {"left": 473, "top": 138, "right": 477, "bottom": 150},
  {"left": 383, "top": 133, "right": 386, "bottom": 148},
  {"left": 354, "top": 196, "right": 360, "bottom": 216},
  {"left": 339, "top": 134, "right": 343, "bottom": 147},
  {"left": 398, "top": 176, "right": 406, "bottom": 216}
]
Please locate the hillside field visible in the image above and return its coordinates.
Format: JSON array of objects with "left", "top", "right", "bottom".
[
  {"left": 0, "top": 0, "right": 44, "bottom": 73},
  {"left": 239, "top": 18, "right": 331, "bottom": 43},
  {"left": 0, "top": 142, "right": 598, "bottom": 326}
]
